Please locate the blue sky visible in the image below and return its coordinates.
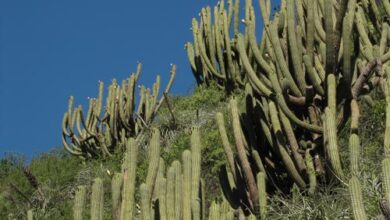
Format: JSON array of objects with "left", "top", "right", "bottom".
[{"left": 0, "top": 0, "right": 279, "bottom": 158}]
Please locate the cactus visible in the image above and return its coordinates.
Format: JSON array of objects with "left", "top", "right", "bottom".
[
  {"left": 90, "top": 178, "right": 104, "bottom": 220},
  {"left": 140, "top": 183, "right": 151, "bottom": 220},
  {"left": 383, "top": 159, "right": 390, "bottom": 204},
  {"left": 257, "top": 172, "right": 267, "bottom": 220},
  {"left": 190, "top": 126, "right": 201, "bottom": 219},
  {"left": 120, "top": 138, "right": 138, "bottom": 220},
  {"left": 73, "top": 185, "right": 86, "bottom": 220},
  {"left": 62, "top": 64, "right": 176, "bottom": 158},
  {"left": 349, "top": 176, "right": 367, "bottom": 220},
  {"left": 182, "top": 150, "right": 192, "bottom": 220},
  {"left": 166, "top": 165, "right": 176, "bottom": 220},
  {"left": 208, "top": 201, "right": 220, "bottom": 220},
  {"left": 145, "top": 128, "right": 161, "bottom": 204},
  {"left": 111, "top": 173, "right": 123, "bottom": 220},
  {"left": 27, "top": 210, "right": 33, "bottom": 220},
  {"left": 187, "top": 0, "right": 390, "bottom": 216}
]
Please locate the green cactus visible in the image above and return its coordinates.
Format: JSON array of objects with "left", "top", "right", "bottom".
[
  {"left": 349, "top": 176, "right": 367, "bottom": 220},
  {"left": 27, "top": 210, "right": 33, "bottom": 220},
  {"left": 90, "top": 178, "right": 104, "bottom": 220},
  {"left": 257, "top": 172, "right": 267, "bottom": 219},
  {"left": 383, "top": 159, "right": 390, "bottom": 204},
  {"left": 145, "top": 128, "right": 161, "bottom": 204},
  {"left": 120, "top": 138, "right": 138, "bottom": 220},
  {"left": 111, "top": 173, "right": 123, "bottom": 220},
  {"left": 166, "top": 165, "right": 175, "bottom": 220},
  {"left": 73, "top": 185, "right": 86, "bottom": 220},
  {"left": 182, "top": 150, "right": 192, "bottom": 220},
  {"left": 208, "top": 201, "right": 220, "bottom": 220},
  {"left": 140, "top": 183, "right": 151, "bottom": 220},
  {"left": 173, "top": 160, "right": 182, "bottom": 220}
]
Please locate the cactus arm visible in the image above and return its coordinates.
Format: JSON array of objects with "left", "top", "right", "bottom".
[
  {"left": 279, "top": 109, "right": 307, "bottom": 173},
  {"left": 324, "top": 107, "right": 344, "bottom": 178},
  {"left": 236, "top": 34, "right": 272, "bottom": 97},
  {"left": 216, "top": 112, "right": 237, "bottom": 179},
  {"left": 230, "top": 98, "right": 259, "bottom": 209},
  {"left": 269, "top": 101, "right": 307, "bottom": 188},
  {"left": 286, "top": 0, "right": 306, "bottom": 95},
  {"left": 257, "top": 172, "right": 267, "bottom": 219}
]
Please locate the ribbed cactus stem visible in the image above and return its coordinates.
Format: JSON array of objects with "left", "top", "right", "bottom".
[
  {"left": 191, "top": 200, "right": 201, "bottom": 220},
  {"left": 230, "top": 98, "right": 259, "bottom": 208},
  {"left": 216, "top": 112, "right": 237, "bottom": 179},
  {"left": 385, "top": 67, "right": 390, "bottom": 157},
  {"left": 182, "top": 150, "right": 192, "bottom": 220},
  {"left": 140, "top": 183, "right": 151, "bottom": 220},
  {"left": 90, "top": 178, "right": 104, "bottom": 220},
  {"left": 349, "top": 134, "right": 360, "bottom": 176},
  {"left": 27, "top": 210, "right": 33, "bottom": 220},
  {"left": 158, "top": 177, "right": 167, "bottom": 220},
  {"left": 73, "top": 185, "right": 86, "bottom": 220},
  {"left": 324, "top": 107, "right": 344, "bottom": 178},
  {"left": 208, "top": 201, "right": 220, "bottom": 220},
  {"left": 257, "top": 172, "right": 267, "bottom": 220},
  {"left": 120, "top": 138, "right": 138, "bottom": 220},
  {"left": 111, "top": 173, "right": 123, "bottom": 220},
  {"left": 305, "top": 151, "right": 317, "bottom": 195},
  {"left": 349, "top": 176, "right": 367, "bottom": 220},
  {"left": 145, "top": 128, "right": 161, "bottom": 203},
  {"left": 191, "top": 126, "right": 201, "bottom": 201},
  {"left": 383, "top": 158, "right": 390, "bottom": 204},
  {"left": 166, "top": 165, "right": 175, "bottom": 220},
  {"left": 173, "top": 160, "right": 182, "bottom": 220}
]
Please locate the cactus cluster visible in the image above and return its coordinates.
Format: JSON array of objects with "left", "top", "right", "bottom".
[
  {"left": 70, "top": 126, "right": 208, "bottom": 220},
  {"left": 187, "top": 0, "right": 390, "bottom": 209},
  {"left": 62, "top": 64, "right": 176, "bottom": 158}
]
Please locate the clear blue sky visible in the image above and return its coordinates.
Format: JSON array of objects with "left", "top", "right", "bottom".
[{"left": 0, "top": 0, "right": 279, "bottom": 158}]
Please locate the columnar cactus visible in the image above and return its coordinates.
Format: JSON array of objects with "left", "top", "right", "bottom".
[
  {"left": 73, "top": 185, "right": 86, "bottom": 220},
  {"left": 111, "top": 173, "right": 123, "bottom": 220},
  {"left": 120, "top": 138, "right": 138, "bottom": 220},
  {"left": 62, "top": 64, "right": 176, "bottom": 158},
  {"left": 90, "top": 178, "right": 104, "bottom": 220},
  {"left": 349, "top": 177, "right": 367, "bottom": 220}
]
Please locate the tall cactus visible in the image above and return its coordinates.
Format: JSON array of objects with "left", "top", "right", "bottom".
[
  {"left": 120, "top": 138, "right": 138, "bottom": 220},
  {"left": 90, "top": 178, "right": 104, "bottom": 220},
  {"left": 349, "top": 177, "right": 367, "bottom": 220},
  {"left": 182, "top": 150, "right": 192, "bottom": 220},
  {"left": 73, "top": 185, "right": 86, "bottom": 220}
]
